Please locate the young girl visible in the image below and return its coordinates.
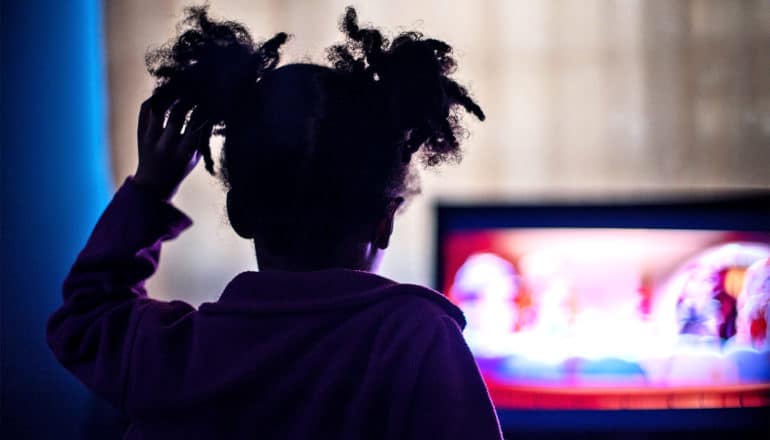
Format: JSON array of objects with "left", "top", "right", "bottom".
[{"left": 47, "top": 6, "right": 501, "bottom": 439}]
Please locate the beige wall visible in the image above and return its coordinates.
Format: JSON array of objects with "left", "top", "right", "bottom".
[{"left": 105, "top": 0, "right": 770, "bottom": 306}]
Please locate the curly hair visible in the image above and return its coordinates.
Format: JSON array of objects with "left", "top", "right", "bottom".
[
  {"left": 327, "top": 7, "right": 485, "bottom": 166},
  {"left": 145, "top": 6, "right": 288, "bottom": 173},
  {"left": 145, "top": 5, "right": 484, "bottom": 261}
]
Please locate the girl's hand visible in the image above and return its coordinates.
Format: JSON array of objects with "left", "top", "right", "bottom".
[{"left": 133, "top": 96, "right": 212, "bottom": 201}]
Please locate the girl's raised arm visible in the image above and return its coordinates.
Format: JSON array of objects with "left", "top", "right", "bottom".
[{"left": 46, "top": 97, "right": 208, "bottom": 411}]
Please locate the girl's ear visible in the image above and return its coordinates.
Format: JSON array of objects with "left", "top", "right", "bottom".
[
  {"left": 373, "top": 197, "right": 404, "bottom": 250},
  {"left": 226, "top": 190, "right": 255, "bottom": 239}
]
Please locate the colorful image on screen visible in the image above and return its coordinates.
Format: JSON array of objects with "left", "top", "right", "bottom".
[{"left": 443, "top": 229, "right": 770, "bottom": 410}]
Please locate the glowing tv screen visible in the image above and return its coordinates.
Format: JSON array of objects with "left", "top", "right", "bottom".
[{"left": 436, "top": 196, "right": 770, "bottom": 411}]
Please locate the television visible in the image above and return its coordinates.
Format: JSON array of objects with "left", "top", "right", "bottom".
[{"left": 435, "top": 192, "right": 770, "bottom": 436}]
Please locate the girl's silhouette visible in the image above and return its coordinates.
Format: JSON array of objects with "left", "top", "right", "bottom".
[{"left": 47, "top": 6, "right": 501, "bottom": 439}]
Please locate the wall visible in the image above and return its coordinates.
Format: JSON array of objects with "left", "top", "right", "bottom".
[
  {"left": 103, "top": 0, "right": 770, "bottom": 307},
  {"left": 1, "top": 0, "right": 113, "bottom": 436}
]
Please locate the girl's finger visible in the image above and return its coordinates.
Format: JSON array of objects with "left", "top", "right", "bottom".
[
  {"left": 179, "top": 104, "right": 198, "bottom": 136},
  {"left": 138, "top": 96, "right": 164, "bottom": 143},
  {"left": 141, "top": 93, "right": 171, "bottom": 144},
  {"left": 137, "top": 99, "right": 152, "bottom": 143},
  {"left": 145, "top": 100, "right": 165, "bottom": 143},
  {"left": 182, "top": 122, "right": 214, "bottom": 163},
  {"left": 159, "top": 99, "right": 194, "bottom": 147},
  {"left": 179, "top": 107, "right": 212, "bottom": 154}
]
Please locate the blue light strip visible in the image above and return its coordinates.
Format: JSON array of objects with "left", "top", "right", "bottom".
[{"left": 2, "top": 0, "right": 112, "bottom": 436}]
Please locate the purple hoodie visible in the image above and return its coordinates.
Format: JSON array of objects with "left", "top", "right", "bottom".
[{"left": 47, "top": 178, "right": 503, "bottom": 439}]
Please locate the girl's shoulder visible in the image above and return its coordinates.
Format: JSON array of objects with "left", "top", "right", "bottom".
[{"left": 374, "top": 282, "right": 467, "bottom": 330}]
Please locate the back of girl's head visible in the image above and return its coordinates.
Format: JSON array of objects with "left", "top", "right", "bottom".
[{"left": 146, "top": 5, "right": 484, "bottom": 266}]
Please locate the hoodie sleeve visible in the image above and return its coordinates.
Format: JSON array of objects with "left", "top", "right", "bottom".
[
  {"left": 403, "top": 315, "right": 503, "bottom": 440},
  {"left": 46, "top": 177, "right": 195, "bottom": 411}
]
